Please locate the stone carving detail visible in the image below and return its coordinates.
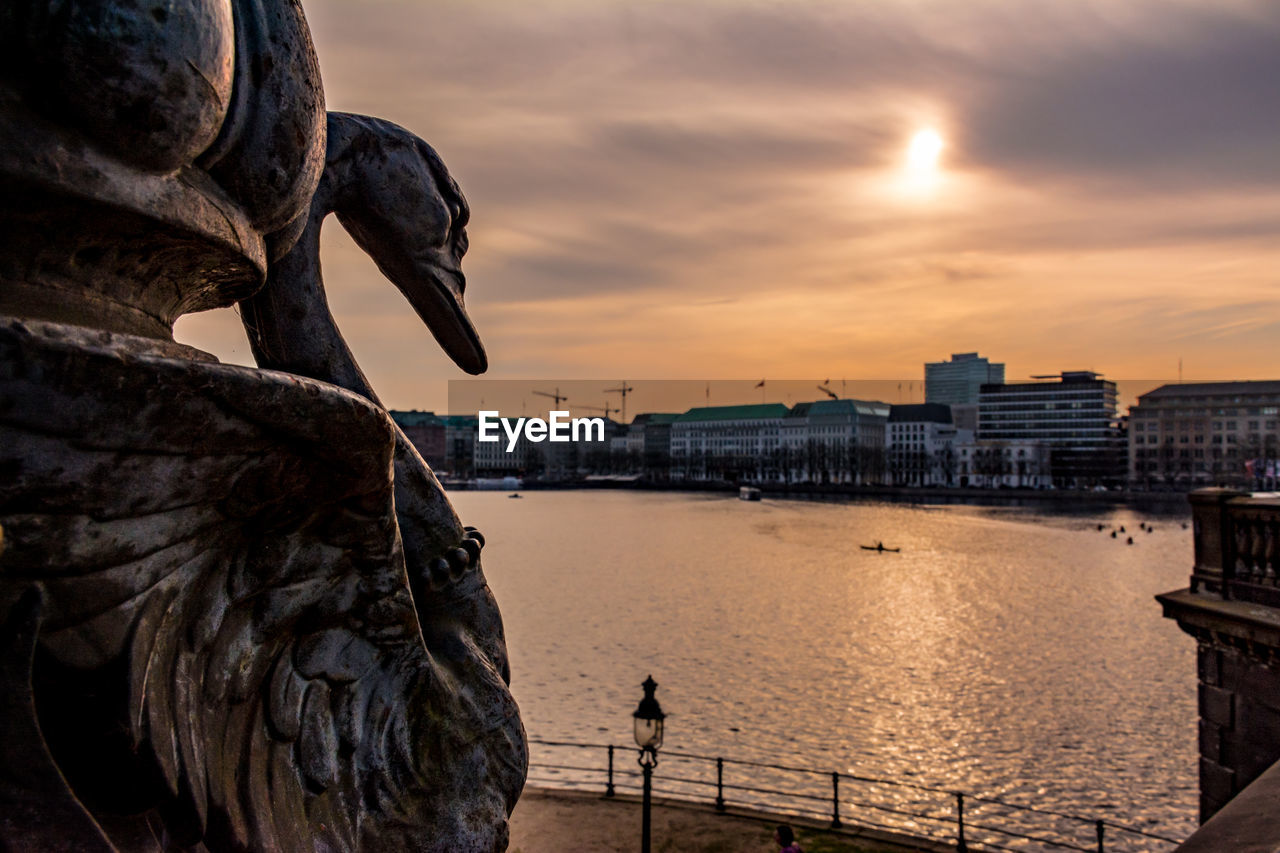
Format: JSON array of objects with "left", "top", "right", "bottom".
[{"left": 0, "top": 2, "right": 526, "bottom": 851}]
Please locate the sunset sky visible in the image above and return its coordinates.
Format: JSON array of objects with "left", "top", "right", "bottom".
[{"left": 174, "top": 0, "right": 1280, "bottom": 413}]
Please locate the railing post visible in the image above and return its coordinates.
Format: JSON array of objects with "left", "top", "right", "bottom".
[
  {"left": 1096, "top": 819, "right": 1104, "bottom": 853},
  {"left": 955, "top": 792, "right": 967, "bottom": 853},
  {"left": 714, "top": 758, "right": 726, "bottom": 812},
  {"left": 830, "top": 772, "right": 842, "bottom": 829},
  {"left": 1189, "top": 488, "right": 1247, "bottom": 595},
  {"left": 605, "top": 745, "right": 615, "bottom": 797}
]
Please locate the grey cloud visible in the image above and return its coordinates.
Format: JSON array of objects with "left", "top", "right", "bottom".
[
  {"left": 956, "top": 5, "right": 1280, "bottom": 192},
  {"left": 309, "top": 0, "right": 1280, "bottom": 313},
  {"left": 316, "top": 0, "right": 1280, "bottom": 196},
  {"left": 589, "top": 117, "right": 885, "bottom": 173}
]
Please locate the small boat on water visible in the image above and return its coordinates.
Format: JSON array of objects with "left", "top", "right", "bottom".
[
  {"left": 739, "top": 486, "right": 762, "bottom": 501},
  {"left": 508, "top": 493, "right": 523, "bottom": 499},
  {"left": 860, "top": 542, "right": 900, "bottom": 553}
]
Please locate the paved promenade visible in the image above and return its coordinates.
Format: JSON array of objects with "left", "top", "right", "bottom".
[{"left": 508, "top": 788, "right": 954, "bottom": 853}]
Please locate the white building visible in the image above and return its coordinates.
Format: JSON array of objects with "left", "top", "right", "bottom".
[
  {"left": 780, "top": 399, "right": 890, "bottom": 484},
  {"left": 955, "top": 439, "right": 1051, "bottom": 489},
  {"left": 887, "top": 403, "right": 967, "bottom": 487},
  {"left": 670, "top": 404, "right": 788, "bottom": 481}
]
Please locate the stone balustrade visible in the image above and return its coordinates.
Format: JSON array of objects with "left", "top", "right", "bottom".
[{"left": 1159, "top": 488, "right": 1280, "bottom": 826}]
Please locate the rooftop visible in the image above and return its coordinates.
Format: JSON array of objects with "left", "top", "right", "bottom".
[
  {"left": 675, "top": 403, "right": 790, "bottom": 423},
  {"left": 390, "top": 410, "right": 442, "bottom": 427},
  {"left": 787, "top": 399, "right": 890, "bottom": 418},
  {"left": 889, "top": 403, "right": 954, "bottom": 424},
  {"left": 1139, "top": 380, "right": 1280, "bottom": 401},
  {"left": 632, "top": 412, "right": 680, "bottom": 426}
]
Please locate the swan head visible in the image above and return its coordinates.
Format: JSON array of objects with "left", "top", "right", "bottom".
[{"left": 326, "top": 113, "right": 488, "bottom": 375}]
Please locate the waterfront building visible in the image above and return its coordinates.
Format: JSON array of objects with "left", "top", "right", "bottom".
[
  {"left": 471, "top": 414, "right": 619, "bottom": 479},
  {"left": 781, "top": 399, "right": 890, "bottom": 484},
  {"left": 472, "top": 412, "right": 519, "bottom": 476},
  {"left": 954, "top": 439, "right": 1051, "bottom": 488},
  {"left": 978, "top": 371, "right": 1124, "bottom": 487},
  {"left": 607, "top": 416, "right": 645, "bottom": 471},
  {"left": 390, "top": 410, "right": 446, "bottom": 470},
  {"left": 441, "top": 414, "right": 478, "bottom": 478},
  {"left": 1128, "top": 381, "right": 1280, "bottom": 490},
  {"left": 578, "top": 417, "right": 626, "bottom": 474},
  {"left": 634, "top": 413, "right": 679, "bottom": 479},
  {"left": 670, "top": 404, "right": 788, "bottom": 482},
  {"left": 886, "top": 403, "right": 964, "bottom": 487}
]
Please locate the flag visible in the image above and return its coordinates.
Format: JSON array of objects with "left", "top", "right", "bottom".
[{"left": 755, "top": 379, "right": 765, "bottom": 388}]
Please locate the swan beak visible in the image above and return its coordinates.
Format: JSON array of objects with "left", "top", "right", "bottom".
[{"left": 403, "top": 265, "right": 488, "bottom": 375}]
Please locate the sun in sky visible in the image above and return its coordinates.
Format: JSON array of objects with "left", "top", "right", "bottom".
[
  {"left": 888, "top": 126, "right": 948, "bottom": 201},
  {"left": 907, "top": 128, "right": 945, "bottom": 173}
]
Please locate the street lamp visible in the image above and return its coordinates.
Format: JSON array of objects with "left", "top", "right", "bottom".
[{"left": 633, "top": 675, "right": 665, "bottom": 853}]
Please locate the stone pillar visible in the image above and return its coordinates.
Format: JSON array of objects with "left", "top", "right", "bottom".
[
  {"left": 1158, "top": 489, "right": 1280, "bottom": 822},
  {"left": 1192, "top": 641, "right": 1280, "bottom": 820}
]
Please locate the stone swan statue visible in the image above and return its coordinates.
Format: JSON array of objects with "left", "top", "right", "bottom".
[
  {"left": 0, "top": 3, "right": 525, "bottom": 851},
  {"left": 240, "top": 111, "right": 499, "bottom": 618}
]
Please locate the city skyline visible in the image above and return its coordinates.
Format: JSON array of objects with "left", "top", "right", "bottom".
[
  {"left": 442, "top": 376, "right": 1187, "bottom": 422},
  {"left": 174, "top": 0, "right": 1280, "bottom": 413}
]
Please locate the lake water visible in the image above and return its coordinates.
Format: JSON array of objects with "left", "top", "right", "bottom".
[{"left": 450, "top": 489, "right": 1197, "bottom": 850}]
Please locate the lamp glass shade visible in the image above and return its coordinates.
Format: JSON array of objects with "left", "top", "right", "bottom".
[{"left": 634, "top": 715, "right": 664, "bottom": 750}]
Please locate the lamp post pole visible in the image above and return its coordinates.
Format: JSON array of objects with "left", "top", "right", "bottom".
[
  {"left": 639, "top": 747, "right": 655, "bottom": 853},
  {"left": 632, "top": 675, "right": 666, "bottom": 853}
]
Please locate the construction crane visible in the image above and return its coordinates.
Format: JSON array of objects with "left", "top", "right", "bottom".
[
  {"left": 603, "top": 381, "right": 634, "bottom": 423},
  {"left": 533, "top": 388, "right": 568, "bottom": 407}
]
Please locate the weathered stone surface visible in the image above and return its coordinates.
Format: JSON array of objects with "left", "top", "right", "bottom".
[
  {"left": 1198, "top": 720, "right": 1221, "bottom": 764},
  {"left": 10, "top": 0, "right": 235, "bottom": 174},
  {"left": 198, "top": 0, "right": 328, "bottom": 238},
  {"left": 1199, "top": 683, "right": 1234, "bottom": 728},
  {"left": 0, "top": 1, "right": 526, "bottom": 849},
  {"left": 0, "top": 318, "right": 525, "bottom": 851},
  {"left": 1177, "top": 758, "right": 1280, "bottom": 853}
]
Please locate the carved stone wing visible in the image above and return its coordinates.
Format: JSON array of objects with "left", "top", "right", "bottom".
[{"left": 0, "top": 319, "right": 525, "bottom": 852}]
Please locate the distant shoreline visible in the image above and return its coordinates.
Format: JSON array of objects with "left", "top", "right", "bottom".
[{"left": 445, "top": 478, "right": 1193, "bottom": 511}]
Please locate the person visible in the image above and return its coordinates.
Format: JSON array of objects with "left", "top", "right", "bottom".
[{"left": 773, "top": 824, "right": 802, "bottom": 852}]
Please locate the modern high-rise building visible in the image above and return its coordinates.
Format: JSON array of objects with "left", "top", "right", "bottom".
[
  {"left": 925, "top": 353, "right": 1005, "bottom": 406},
  {"left": 978, "top": 371, "right": 1124, "bottom": 487}
]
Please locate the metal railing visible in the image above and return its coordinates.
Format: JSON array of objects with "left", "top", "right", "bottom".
[{"left": 527, "top": 739, "right": 1182, "bottom": 852}]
